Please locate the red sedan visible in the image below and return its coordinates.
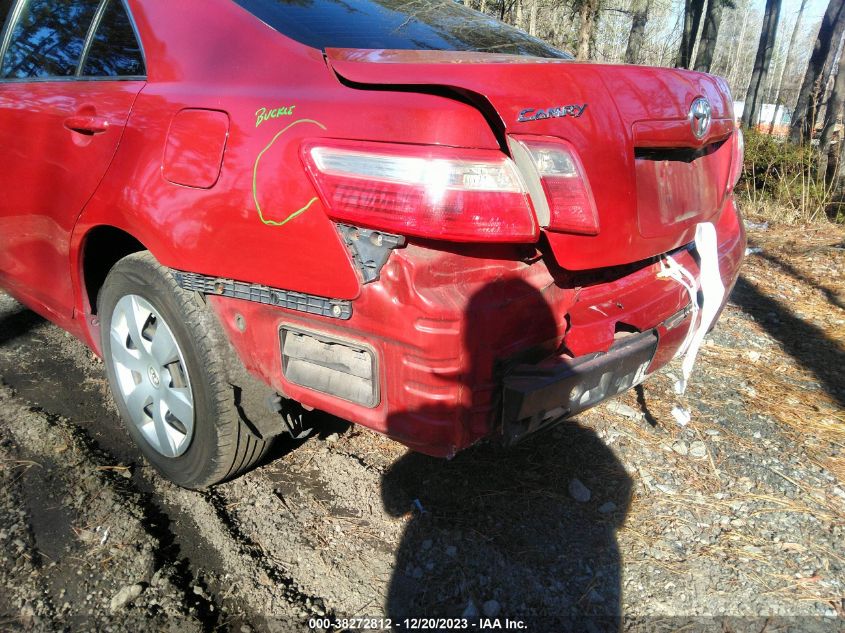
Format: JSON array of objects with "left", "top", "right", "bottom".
[{"left": 0, "top": 0, "right": 745, "bottom": 488}]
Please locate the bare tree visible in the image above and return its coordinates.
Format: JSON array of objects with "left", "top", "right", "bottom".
[
  {"left": 677, "top": 0, "right": 706, "bottom": 68},
  {"left": 818, "top": 40, "right": 845, "bottom": 176},
  {"left": 625, "top": 0, "right": 651, "bottom": 64},
  {"left": 741, "top": 0, "right": 782, "bottom": 128},
  {"left": 790, "top": 0, "right": 845, "bottom": 143},
  {"left": 576, "top": 0, "right": 601, "bottom": 59},
  {"left": 725, "top": 2, "right": 751, "bottom": 89},
  {"left": 818, "top": 29, "right": 845, "bottom": 122},
  {"left": 769, "top": 0, "right": 808, "bottom": 128},
  {"left": 694, "top": 0, "right": 729, "bottom": 73}
]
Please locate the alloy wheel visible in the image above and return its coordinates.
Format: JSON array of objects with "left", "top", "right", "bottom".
[{"left": 109, "top": 294, "right": 194, "bottom": 457}]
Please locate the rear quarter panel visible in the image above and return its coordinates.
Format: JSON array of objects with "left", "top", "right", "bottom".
[{"left": 72, "top": 0, "right": 501, "bottom": 323}]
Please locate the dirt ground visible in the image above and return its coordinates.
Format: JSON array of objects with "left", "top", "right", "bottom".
[{"left": 0, "top": 220, "right": 843, "bottom": 633}]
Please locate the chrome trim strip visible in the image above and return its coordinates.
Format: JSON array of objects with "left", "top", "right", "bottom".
[
  {"left": 76, "top": 0, "right": 110, "bottom": 77},
  {"left": 0, "top": 75, "right": 145, "bottom": 83},
  {"left": 0, "top": 0, "right": 26, "bottom": 74}
]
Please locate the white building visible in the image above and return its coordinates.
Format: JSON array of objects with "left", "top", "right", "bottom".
[{"left": 733, "top": 101, "right": 791, "bottom": 131}]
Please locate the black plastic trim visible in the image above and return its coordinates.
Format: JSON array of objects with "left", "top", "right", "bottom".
[
  {"left": 173, "top": 270, "right": 352, "bottom": 321},
  {"left": 501, "top": 329, "right": 659, "bottom": 445}
]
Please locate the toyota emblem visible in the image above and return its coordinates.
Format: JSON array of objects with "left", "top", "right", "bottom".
[{"left": 689, "top": 97, "right": 712, "bottom": 139}]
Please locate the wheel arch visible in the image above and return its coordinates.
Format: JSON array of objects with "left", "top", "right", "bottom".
[{"left": 78, "top": 224, "right": 149, "bottom": 317}]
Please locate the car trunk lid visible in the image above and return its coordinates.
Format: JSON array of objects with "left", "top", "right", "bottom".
[{"left": 326, "top": 48, "right": 737, "bottom": 270}]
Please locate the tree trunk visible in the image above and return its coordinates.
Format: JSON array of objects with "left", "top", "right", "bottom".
[
  {"left": 551, "top": 5, "right": 569, "bottom": 49},
  {"left": 769, "top": 0, "right": 808, "bottom": 133},
  {"left": 836, "top": 113, "right": 845, "bottom": 192},
  {"left": 741, "top": 0, "right": 782, "bottom": 129},
  {"left": 819, "top": 27, "right": 845, "bottom": 114},
  {"left": 789, "top": 0, "right": 845, "bottom": 143},
  {"left": 677, "top": 0, "right": 705, "bottom": 69},
  {"left": 727, "top": 6, "right": 751, "bottom": 89},
  {"left": 529, "top": 0, "right": 538, "bottom": 36},
  {"left": 819, "top": 42, "right": 845, "bottom": 177},
  {"left": 693, "top": 0, "right": 724, "bottom": 72},
  {"left": 625, "top": 0, "right": 650, "bottom": 64},
  {"left": 576, "top": 0, "right": 600, "bottom": 60}
]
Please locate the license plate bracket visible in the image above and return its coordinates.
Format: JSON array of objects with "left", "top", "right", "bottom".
[{"left": 501, "top": 330, "right": 658, "bottom": 445}]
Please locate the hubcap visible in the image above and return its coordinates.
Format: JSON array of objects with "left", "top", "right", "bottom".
[{"left": 109, "top": 295, "right": 194, "bottom": 458}]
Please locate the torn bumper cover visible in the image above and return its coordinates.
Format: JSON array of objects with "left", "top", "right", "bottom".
[
  {"left": 502, "top": 329, "right": 658, "bottom": 444},
  {"left": 501, "top": 220, "right": 732, "bottom": 446},
  {"left": 207, "top": 200, "right": 746, "bottom": 458}
]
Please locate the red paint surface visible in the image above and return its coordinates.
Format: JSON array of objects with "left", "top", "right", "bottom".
[
  {"left": 635, "top": 139, "right": 733, "bottom": 239},
  {"left": 0, "top": 0, "right": 746, "bottom": 454},
  {"left": 211, "top": 199, "right": 745, "bottom": 456},
  {"left": 163, "top": 109, "right": 229, "bottom": 189},
  {"left": 326, "top": 48, "right": 737, "bottom": 270},
  {"left": 0, "top": 80, "right": 143, "bottom": 321}
]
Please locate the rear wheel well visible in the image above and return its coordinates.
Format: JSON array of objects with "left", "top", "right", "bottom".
[{"left": 81, "top": 226, "right": 146, "bottom": 314}]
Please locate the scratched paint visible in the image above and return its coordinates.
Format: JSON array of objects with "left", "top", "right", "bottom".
[{"left": 252, "top": 118, "right": 326, "bottom": 227}]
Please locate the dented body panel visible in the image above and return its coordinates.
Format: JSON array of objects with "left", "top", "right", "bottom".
[
  {"left": 326, "top": 48, "right": 738, "bottom": 270},
  {"left": 209, "top": 199, "right": 745, "bottom": 456}
]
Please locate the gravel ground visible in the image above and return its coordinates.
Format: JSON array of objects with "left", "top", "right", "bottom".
[{"left": 0, "top": 221, "right": 843, "bottom": 632}]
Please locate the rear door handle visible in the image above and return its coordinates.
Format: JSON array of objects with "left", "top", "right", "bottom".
[{"left": 63, "top": 115, "right": 109, "bottom": 135}]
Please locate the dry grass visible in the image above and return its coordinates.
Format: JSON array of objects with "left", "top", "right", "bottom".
[
  {"left": 738, "top": 130, "right": 845, "bottom": 225},
  {"left": 589, "top": 221, "right": 845, "bottom": 608},
  {"left": 740, "top": 225, "right": 845, "bottom": 486}
]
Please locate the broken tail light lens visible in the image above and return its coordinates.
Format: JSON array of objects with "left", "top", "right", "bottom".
[
  {"left": 515, "top": 138, "right": 599, "bottom": 235},
  {"left": 302, "top": 140, "right": 538, "bottom": 242}
]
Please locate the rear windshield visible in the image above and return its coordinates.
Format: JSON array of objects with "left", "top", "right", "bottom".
[{"left": 231, "top": 0, "right": 569, "bottom": 59}]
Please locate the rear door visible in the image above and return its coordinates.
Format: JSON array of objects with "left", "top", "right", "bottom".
[{"left": 0, "top": 0, "right": 145, "bottom": 319}]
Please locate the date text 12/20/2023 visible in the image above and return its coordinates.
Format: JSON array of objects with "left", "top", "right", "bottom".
[{"left": 308, "top": 618, "right": 529, "bottom": 630}]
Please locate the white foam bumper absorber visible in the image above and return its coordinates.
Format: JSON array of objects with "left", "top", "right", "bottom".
[{"left": 658, "top": 222, "right": 725, "bottom": 395}]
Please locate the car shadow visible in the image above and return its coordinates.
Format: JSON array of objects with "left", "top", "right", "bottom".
[
  {"left": 255, "top": 411, "right": 351, "bottom": 470},
  {"left": 0, "top": 303, "right": 45, "bottom": 346},
  {"left": 381, "top": 279, "right": 631, "bottom": 630},
  {"left": 731, "top": 275, "right": 845, "bottom": 407},
  {"left": 381, "top": 429, "right": 630, "bottom": 630},
  {"left": 754, "top": 247, "right": 844, "bottom": 311}
]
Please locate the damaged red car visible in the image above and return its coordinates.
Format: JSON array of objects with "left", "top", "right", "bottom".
[{"left": 0, "top": 0, "right": 745, "bottom": 488}]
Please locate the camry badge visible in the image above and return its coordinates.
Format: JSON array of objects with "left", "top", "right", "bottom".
[
  {"left": 518, "top": 104, "right": 587, "bottom": 123},
  {"left": 689, "top": 97, "right": 712, "bottom": 139}
]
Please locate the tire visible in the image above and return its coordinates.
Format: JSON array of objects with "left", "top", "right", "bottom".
[{"left": 98, "top": 252, "right": 267, "bottom": 489}]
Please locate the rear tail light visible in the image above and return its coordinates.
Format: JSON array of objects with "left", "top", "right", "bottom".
[
  {"left": 512, "top": 138, "right": 599, "bottom": 235},
  {"left": 302, "top": 140, "right": 538, "bottom": 242},
  {"left": 729, "top": 127, "right": 744, "bottom": 191}
]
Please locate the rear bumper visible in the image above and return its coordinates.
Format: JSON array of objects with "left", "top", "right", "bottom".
[
  {"left": 210, "top": 198, "right": 746, "bottom": 456},
  {"left": 502, "top": 328, "right": 659, "bottom": 445}
]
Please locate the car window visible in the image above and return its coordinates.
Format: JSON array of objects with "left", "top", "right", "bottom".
[
  {"left": 1, "top": 0, "right": 100, "bottom": 79},
  {"left": 232, "top": 0, "right": 569, "bottom": 59},
  {"left": 81, "top": 0, "right": 144, "bottom": 77},
  {"left": 0, "top": 0, "right": 13, "bottom": 28}
]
